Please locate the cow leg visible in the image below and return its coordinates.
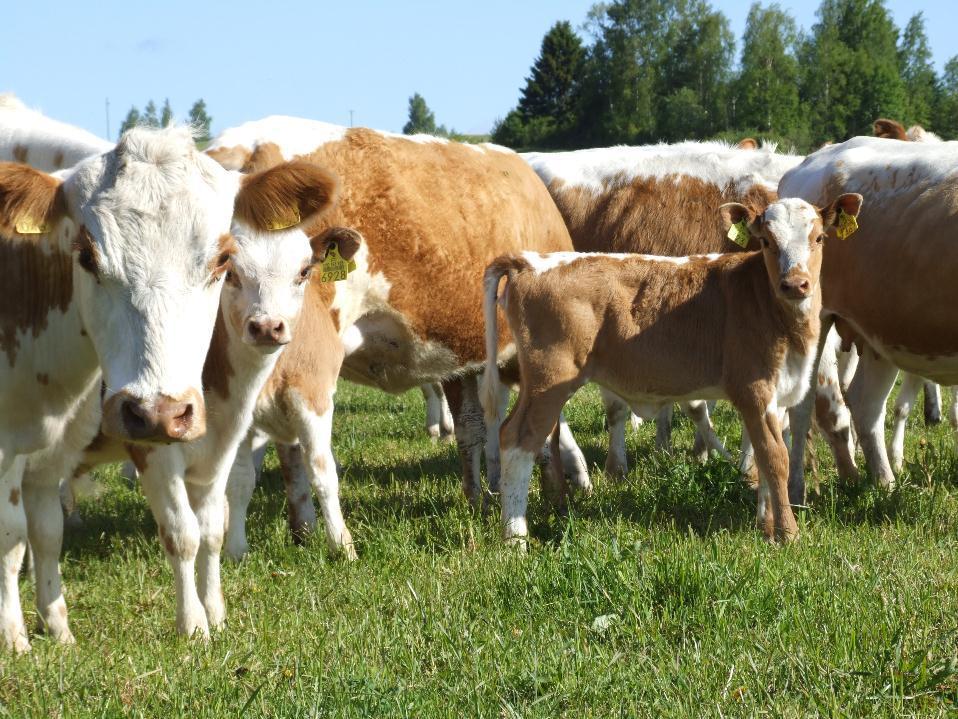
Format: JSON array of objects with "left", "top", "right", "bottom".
[
  {"left": 950, "top": 387, "right": 958, "bottom": 430},
  {"left": 422, "top": 383, "right": 444, "bottom": 440},
  {"left": 738, "top": 428, "right": 758, "bottom": 487},
  {"left": 223, "top": 432, "right": 256, "bottom": 561},
  {"left": 278, "top": 443, "right": 318, "bottom": 545},
  {"left": 250, "top": 429, "right": 270, "bottom": 482},
  {"left": 812, "top": 328, "right": 859, "bottom": 486},
  {"left": 740, "top": 403, "right": 796, "bottom": 543},
  {"left": 923, "top": 380, "right": 942, "bottom": 426},
  {"left": 186, "top": 479, "right": 227, "bottom": 630},
  {"left": 847, "top": 351, "right": 899, "bottom": 490},
  {"left": 0, "top": 454, "right": 29, "bottom": 652},
  {"left": 479, "top": 375, "right": 510, "bottom": 494},
  {"left": 890, "top": 372, "right": 922, "bottom": 473},
  {"left": 683, "top": 401, "right": 731, "bottom": 462},
  {"left": 443, "top": 376, "right": 486, "bottom": 508},
  {"left": 22, "top": 467, "right": 72, "bottom": 644},
  {"left": 139, "top": 466, "right": 208, "bottom": 638},
  {"left": 654, "top": 405, "right": 674, "bottom": 451},
  {"left": 499, "top": 384, "right": 576, "bottom": 546},
  {"left": 292, "top": 398, "right": 356, "bottom": 560},
  {"left": 556, "top": 412, "right": 591, "bottom": 494},
  {"left": 601, "top": 387, "right": 631, "bottom": 479}
]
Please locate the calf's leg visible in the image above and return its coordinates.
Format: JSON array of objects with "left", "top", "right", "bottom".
[
  {"left": 923, "top": 380, "right": 942, "bottom": 426},
  {"left": 187, "top": 478, "right": 228, "bottom": 629},
  {"left": 741, "top": 404, "right": 797, "bottom": 543},
  {"left": 0, "top": 455, "right": 29, "bottom": 652},
  {"left": 224, "top": 433, "right": 256, "bottom": 561},
  {"left": 443, "top": 375, "right": 486, "bottom": 508},
  {"left": 278, "top": 443, "right": 318, "bottom": 545},
  {"left": 847, "top": 350, "right": 898, "bottom": 490},
  {"left": 601, "top": 388, "right": 631, "bottom": 479},
  {"left": 890, "top": 372, "right": 922, "bottom": 473}
]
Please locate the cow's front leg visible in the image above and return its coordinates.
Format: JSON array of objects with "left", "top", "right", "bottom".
[
  {"left": 0, "top": 455, "right": 29, "bottom": 652},
  {"left": 187, "top": 477, "right": 228, "bottom": 630},
  {"left": 139, "top": 466, "right": 207, "bottom": 638}
]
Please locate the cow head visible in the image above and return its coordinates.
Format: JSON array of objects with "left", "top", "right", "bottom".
[
  {"left": 0, "top": 128, "right": 343, "bottom": 444},
  {"left": 720, "top": 194, "right": 863, "bottom": 312},
  {"left": 222, "top": 163, "right": 357, "bottom": 351}
]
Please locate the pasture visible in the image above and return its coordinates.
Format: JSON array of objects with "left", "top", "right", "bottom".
[{"left": 3, "top": 381, "right": 958, "bottom": 717}]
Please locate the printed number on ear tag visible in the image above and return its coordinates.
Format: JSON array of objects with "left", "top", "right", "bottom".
[
  {"left": 320, "top": 243, "right": 358, "bottom": 282},
  {"left": 836, "top": 210, "right": 858, "bottom": 240},
  {"left": 727, "top": 219, "right": 750, "bottom": 248},
  {"left": 15, "top": 218, "right": 51, "bottom": 234}
]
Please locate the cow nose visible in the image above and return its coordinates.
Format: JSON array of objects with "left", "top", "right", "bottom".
[
  {"left": 780, "top": 277, "right": 811, "bottom": 298},
  {"left": 121, "top": 397, "right": 195, "bottom": 442},
  {"left": 246, "top": 318, "right": 288, "bottom": 346}
]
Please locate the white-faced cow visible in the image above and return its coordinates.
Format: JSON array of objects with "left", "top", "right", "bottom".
[
  {"left": 204, "top": 116, "right": 580, "bottom": 558},
  {"left": 482, "top": 194, "right": 862, "bottom": 545}
]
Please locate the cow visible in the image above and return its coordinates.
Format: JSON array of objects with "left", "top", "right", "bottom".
[
  {"left": 203, "top": 115, "right": 584, "bottom": 558},
  {"left": 0, "top": 126, "right": 341, "bottom": 652},
  {"left": 516, "top": 140, "right": 858, "bottom": 481},
  {"left": 482, "top": 194, "right": 863, "bottom": 546},
  {"left": 873, "top": 117, "right": 943, "bottom": 144},
  {"left": 779, "top": 136, "right": 958, "bottom": 494},
  {"left": 0, "top": 94, "right": 112, "bottom": 170}
]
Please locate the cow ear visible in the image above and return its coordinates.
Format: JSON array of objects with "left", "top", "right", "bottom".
[
  {"left": 873, "top": 118, "right": 907, "bottom": 140},
  {"left": 821, "top": 193, "right": 863, "bottom": 229},
  {"left": 737, "top": 137, "right": 758, "bottom": 150},
  {"left": 0, "top": 162, "right": 66, "bottom": 237},
  {"left": 234, "top": 160, "right": 339, "bottom": 233},
  {"left": 718, "top": 202, "right": 755, "bottom": 232},
  {"left": 310, "top": 226, "right": 363, "bottom": 263}
]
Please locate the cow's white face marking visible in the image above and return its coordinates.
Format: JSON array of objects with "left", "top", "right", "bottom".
[
  {"left": 225, "top": 222, "right": 314, "bottom": 350},
  {"left": 65, "top": 126, "right": 239, "bottom": 409},
  {"left": 763, "top": 199, "right": 818, "bottom": 277}
]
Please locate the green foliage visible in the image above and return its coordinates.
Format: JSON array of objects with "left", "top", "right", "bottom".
[
  {"left": 188, "top": 98, "right": 213, "bottom": 143},
  {"left": 142, "top": 100, "right": 159, "bottom": 128},
  {"left": 495, "top": 0, "right": 951, "bottom": 151},
  {"left": 118, "top": 106, "right": 140, "bottom": 138},
  {"left": 403, "top": 93, "right": 437, "bottom": 135},
  {"left": 6, "top": 381, "right": 958, "bottom": 716},
  {"left": 160, "top": 98, "right": 174, "bottom": 128}
]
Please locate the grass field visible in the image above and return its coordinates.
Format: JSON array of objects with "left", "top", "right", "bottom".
[{"left": 3, "top": 381, "right": 958, "bottom": 717}]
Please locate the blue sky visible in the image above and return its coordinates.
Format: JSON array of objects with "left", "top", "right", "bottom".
[{"left": 3, "top": 1, "right": 955, "bottom": 140}]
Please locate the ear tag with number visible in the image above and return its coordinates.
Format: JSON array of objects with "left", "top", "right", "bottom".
[
  {"left": 836, "top": 209, "right": 858, "bottom": 240},
  {"left": 727, "top": 219, "right": 751, "bottom": 248},
  {"left": 16, "top": 218, "right": 51, "bottom": 234},
  {"left": 266, "top": 209, "right": 301, "bottom": 232},
  {"left": 320, "top": 243, "right": 357, "bottom": 282}
]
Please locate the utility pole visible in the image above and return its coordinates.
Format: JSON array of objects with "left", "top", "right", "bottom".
[
  {"left": 349, "top": 109, "right": 354, "bottom": 127},
  {"left": 105, "top": 98, "right": 111, "bottom": 139}
]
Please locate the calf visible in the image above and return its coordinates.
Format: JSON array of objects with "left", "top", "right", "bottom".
[{"left": 482, "top": 194, "right": 862, "bottom": 545}]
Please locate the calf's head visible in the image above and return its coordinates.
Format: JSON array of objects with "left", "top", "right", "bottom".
[
  {"left": 720, "top": 194, "right": 863, "bottom": 311},
  {"left": 224, "top": 163, "right": 359, "bottom": 351},
  {"left": 0, "top": 129, "right": 344, "bottom": 444}
]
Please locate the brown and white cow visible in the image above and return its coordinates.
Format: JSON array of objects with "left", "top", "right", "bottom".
[
  {"left": 779, "top": 136, "right": 958, "bottom": 493},
  {"left": 0, "top": 126, "right": 343, "bottom": 651},
  {"left": 482, "top": 194, "right": 862, "bottom": 545},
  {"left": 204, "top": 116, "right": 578, "bottom": 557},
  {"left": 517, "top": 140, "right": 859, "bottom": 481}
]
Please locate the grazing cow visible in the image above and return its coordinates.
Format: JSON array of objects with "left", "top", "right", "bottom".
[
  {"left": 482, "top": 194, "right": 862, "bottom": 545},
  {"left": 780, "top": 136, "right": 958, "bottom": 493},
  {"left": 71, "top": 171, "right": 344, "bottom": 637},
  {"left": 0, "top": 127, "right": 339, "bottom": 651},
  {"left": 0, "top": 94, "right": 112, "bottom": 170},
  {"left": 204, "top": 116, "right": 580, "bottom": 557},
  {"left": 518, "top": 140, "right": 853, "bottom": 479}
]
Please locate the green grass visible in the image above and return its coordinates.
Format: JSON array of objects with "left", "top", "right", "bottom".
[{"left": 3, "top": 382, "right": 958, "bottom": 717}]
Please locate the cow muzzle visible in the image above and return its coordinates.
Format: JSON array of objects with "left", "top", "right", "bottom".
[
  {"left": 244, "top": 315, "right": 290, "bottom": 348},
  {"left": 779, "top": 273, "right": 812, "bottom": 301},
  {"left": 101, "top": 389, "right": 206, "bottom": 443}
]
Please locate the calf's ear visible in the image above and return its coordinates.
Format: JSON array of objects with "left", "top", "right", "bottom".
[
  {"left": 821, "top": 193, "right": 863, "bottom": 229},
  {"left": 0, "top": 162, "right": 66, "bottom": 237},
  {"left": 310, "top": 226, "right": 363, "bottom": 263},
  {"left": 718, "top": 202, "right": 756, "bottom": 231},
  {"left": 234, "top": 160, "right": 340, "bottom": 233}
]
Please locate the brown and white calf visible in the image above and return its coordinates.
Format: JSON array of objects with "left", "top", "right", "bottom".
[
  {"left": 204, "top": 115, "right": 578, "bottom": 557},
  {"left": 518, "top": 140, "right": 859, "bottom": 481},
  {"left": 780, "top": 135, "right": 958, "bottom": 493},
  {"left": 482, "top": 194, "right": 862, "bottom": 545},
  {"left": 0, "top": 127, "right": 339, "bottom": 651},
  {"left": 71, "top": 167, "right": 344, "bottom": 637}
]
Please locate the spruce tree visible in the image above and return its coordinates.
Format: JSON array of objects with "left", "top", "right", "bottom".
[
  {"left": 403, "top": 93, "right": 437, "bottom": 135},
  {"left": 142, "top": 100, "right": 159, "bottom": 128},
  {"left": 160, "top": 98, "right": 174, "bottom": 127},
  {"left": 118, "top": 106, "right": 141, "bottom": 138},
  {"left": 517, "top": 21, "right": 585, "bottom": 128},
  {"left": 188, "top": 99, "right": 213, "bottom": 142}
]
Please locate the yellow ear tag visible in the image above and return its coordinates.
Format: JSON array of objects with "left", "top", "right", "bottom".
[
  {"left": 320, "top": 243, "right": 357, "bottom": 283},
  {"left": 266, "top": 209, "right": 301, "bottom": 232},
  {"left": 727, "top": 219, "right": 750, "bottom": 248},
  {"left": 836, "top": 209, "right": 858, "bottom": 240},
  {"left": 15, "top": 218, "right": 51, "bottom": 234}
]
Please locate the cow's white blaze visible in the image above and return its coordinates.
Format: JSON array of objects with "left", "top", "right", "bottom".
[{"left": 763, "top": 198, "right": 818, "bottom": 278}]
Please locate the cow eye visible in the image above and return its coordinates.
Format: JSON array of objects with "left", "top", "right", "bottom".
[
  {"left": 78, "top": 247, "right": 97, "bottom": 274},
  {"left": 296, "top": 265, "right": 312, "bottom": 284},
  {"left": 816, "top": 234, "right": 825, "bottom": 244},
  {"left": 761, "top": 238, "right": 770, "bottom": 249}
]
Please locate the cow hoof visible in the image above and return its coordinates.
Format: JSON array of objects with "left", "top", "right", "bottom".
[
  {"left": 603, "top": 456, "right": 628, "bottom": 481},
  {"left": 503, "top": 535, "right": 528, "bottom": 552}
]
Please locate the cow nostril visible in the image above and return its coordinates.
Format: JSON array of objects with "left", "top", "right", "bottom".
[
  {"left": 247, "top": 320, "right": 261, "bottom": 338},
  {"left": 780, "top": 281, "right": 790, "bottom": 292},
  {"left": 122, "top": 400, "right": 148, "bottom": 430},
  {"left": 175, "top": 403, "right": 193, "bottom": 423},
  {"left": 272, "top": 320, "right": 285, "bottom": 337},
  {"left": 799, "top": 280, "right": 810, "bottom": 291}
]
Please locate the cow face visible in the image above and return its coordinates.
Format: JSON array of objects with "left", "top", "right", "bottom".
[
  {"left": 221, "top": 164, "right": 347, "bottom": 352},
  {"left": 720, "top": 194, "right": 862, "bottom": 312}
]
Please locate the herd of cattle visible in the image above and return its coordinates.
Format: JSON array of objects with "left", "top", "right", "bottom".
[{"left": 0, "top": 92, "right": 954, "bottom": 653}]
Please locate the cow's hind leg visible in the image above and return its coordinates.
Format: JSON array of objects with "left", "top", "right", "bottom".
[
  {"left": 278, "top": 443, "right": 318, "bottom": 545},
  {"left": 683, "top": 401, "right": 730, "bottom": 462},
  {"left": 847, "top": 350, "right": 899, "bottom": 490},
  {"left": 444, "top": 375, "right": 486, "bottom": 508},
  {"left": 0, "top": 455, "right": 29, "bottom": 652},
  {"left": 923, "top": 380, "right": 942, "bottom": 426},
  {"left": 890, "top": 372, "right": 922, "bottom": 473},
  {"left": 223, "top": 433, "right": 257, "bottom": 561},
  {"left": 601, "top": 388, "right": 631, "bottom": 479}
]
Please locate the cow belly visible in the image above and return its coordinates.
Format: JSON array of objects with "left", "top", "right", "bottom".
[
  {"left": 873, "top": 344, "right": 958, "bottom": 385},
  {"left": 340, "top": 310, "right": 461, "bottom": 393}
]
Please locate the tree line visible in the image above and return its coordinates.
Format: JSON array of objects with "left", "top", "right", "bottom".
[
  {"left": 490, "top": 0, "right": 958, "bottom": 152},
  {"left": 119, "top": 98, "right": 213, "bottom": 143}
]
